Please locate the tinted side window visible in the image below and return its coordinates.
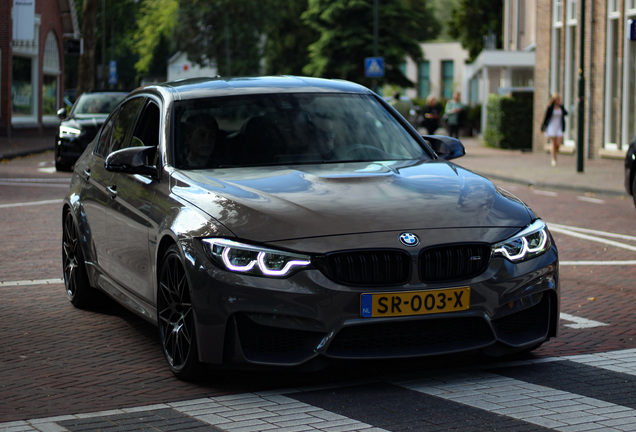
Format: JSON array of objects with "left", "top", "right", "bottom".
[
  {"left": 132, "top": 101, "right": 161, "bottom": 168},
  {"left": 95, "top": 110, "right": 118, "bottom": 157},
  {"left": 133, "top": 102, "right": 160, "bottom": 148},
  {"left": 108, "top": 97, "right": 146, "bottom": 155}
]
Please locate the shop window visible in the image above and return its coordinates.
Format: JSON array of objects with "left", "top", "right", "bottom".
[
  {"left": 441, "top": 61, "right": 454, "bottom": 99},
  {"left": 418, "top": 61, "right": 430, "bottom": 99},
  {"left": 43, "top": 75, "right": 58, "bottom": 116},
  {"left": 554, "top": 0, "right": 563, "bottom": 23},
  {"left": 12, "top": 57, "right": 33, "bottom": 117},
  {"left": 604, "top": 9, "right": 620, "bottom": 148},
  {"left": 43, "top": 31, "right": 61, "bottom": 120},
  {"left": 565, "top": 25, "right": 577, "bottom": 144}
]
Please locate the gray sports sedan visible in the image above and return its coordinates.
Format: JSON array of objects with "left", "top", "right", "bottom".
[{"left": 62, "top": 76, "right": 559, "bottom": 379}]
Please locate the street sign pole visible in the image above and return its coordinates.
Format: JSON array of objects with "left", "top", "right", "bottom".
[
  {"left": 373, "top": 0, "right": 378, "bottom": 57},
  {"left": 373, "top": 0, "right": 379, "bottom": 92}
]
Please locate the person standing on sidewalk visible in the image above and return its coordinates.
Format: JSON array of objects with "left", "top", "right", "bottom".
[
  {"left": 541, "top": 93, "right": 568, "bottom": 167},
  {"left": 422, "top": 96, "right": 441, "bottom": 135},
  {"left": 444, "top": 92, "right": 463, "bottom": 139}
]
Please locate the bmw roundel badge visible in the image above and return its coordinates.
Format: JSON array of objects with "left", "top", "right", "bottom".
[{"left": 399, "top": 232, "right": 420, "bottom": 247}]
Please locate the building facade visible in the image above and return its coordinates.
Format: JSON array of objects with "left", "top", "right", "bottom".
[
  {"left": 166, "top": 52, "right": 218, "bottom": 82},
  {"left": 535, "top": 0, "right": 636, "bottom": 158},
  {"left": 0, "top": 0, "right": 78, "bottom": 136},
  {"left": 403, "top": 2, "right": 538, "bottom": 134},
  {"left": 402, "top": 42, "right": 470, "bottom": 102},
  {"left": 465, "top": 0, "right": 537, "bottom": 135}
]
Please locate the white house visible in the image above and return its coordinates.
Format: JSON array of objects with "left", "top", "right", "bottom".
[
  {"left": 464, "top": 49, "right": 535, "bottom": 134},
  {"left": 167, "top": 52, "right": 218, "bottom": 82},
  {"left": 402, "top": 42, "right": 470, "bottom": 101}
]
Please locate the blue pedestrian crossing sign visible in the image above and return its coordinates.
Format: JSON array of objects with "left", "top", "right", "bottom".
[
  {"left": 108, "top": 60, "right": 118, "bottom": 86},
  {"left": 365, "top": 57, "right": 384, "bottom": 78}
]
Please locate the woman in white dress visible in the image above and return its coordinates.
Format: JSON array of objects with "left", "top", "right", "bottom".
[{"left": 541, "top": 93, "right": 568, "bottom": 167}]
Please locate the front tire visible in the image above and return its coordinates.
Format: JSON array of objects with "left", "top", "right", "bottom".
[
  {"left": 55, "top": 146, "right": 74, "bottom": 172},
  {"left": 62, "top": 211, "right": 95, "bottom": 308},
  {"left": 55, "top": 156, "right": 73, "bottom": 172},
  {"left": 157, "top": 245, "right": 201, "bottom": 380}
]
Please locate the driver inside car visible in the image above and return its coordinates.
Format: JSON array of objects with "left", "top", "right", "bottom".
[{"left": 180, "top": 113, "right": 220, "bottom": 168}]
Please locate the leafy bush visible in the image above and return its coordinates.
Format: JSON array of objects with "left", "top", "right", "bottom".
[
  {"left": 463, "top": 104, "right": 481, "bottom": 136},
  {"left": 412, "top": 97, "right": 427, "bottom": 108},
  {"left": 484, "top": 92, "right": 533, "bottom": 150}
]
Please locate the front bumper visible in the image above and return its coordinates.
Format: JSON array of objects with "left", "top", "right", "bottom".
[
  {"left": 56, "top": 137, "right": 90, "bottom": 160},
  {"left": 185, "top": 239, "right": 559, "bottom": 367}
]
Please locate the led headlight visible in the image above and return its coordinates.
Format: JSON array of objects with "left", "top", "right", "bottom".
[
  {"left": 493, "top": 220, "right": 550, "bottom": 262},
  {"left": 59, "top": 125, "right": 82, "bottom": 138},
  {"left": 202, "top": 238, "right": 311, "bottom": 277}
]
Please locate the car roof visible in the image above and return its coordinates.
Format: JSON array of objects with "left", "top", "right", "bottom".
[
  {"left": 131, "top": 76, "right": 373, "bottom": 101},
  {"left": 79, "top": 90, "right": 129, "bottom": 95}
]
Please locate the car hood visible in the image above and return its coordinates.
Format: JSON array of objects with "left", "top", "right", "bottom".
[
  {"left": 61, "top": 115, "right": 108, "bottom": 130},
  {"left": 171, "top": 160, "right": 533, "bottom": 243}
]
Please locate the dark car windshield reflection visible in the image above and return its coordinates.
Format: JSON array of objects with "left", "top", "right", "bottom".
[
  {"left": 173, "top": 93, "right": 428, "bottom": 169},
  {"left": 72, "top": 93, "right": 127, "bottom": 116}
]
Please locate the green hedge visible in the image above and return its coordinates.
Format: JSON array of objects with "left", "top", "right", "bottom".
[{"left": 483, "top": 92, "right": 533, "bottom": 150}]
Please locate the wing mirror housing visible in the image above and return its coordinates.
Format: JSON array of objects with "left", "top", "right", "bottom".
[
  {"left": 423, "top": 135, "right": 466, "bottom": 160},
  {"left": 105, "top": 144, "right": 157, "bottom": 176}
]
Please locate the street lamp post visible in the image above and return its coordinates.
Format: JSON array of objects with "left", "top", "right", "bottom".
[{"left": 373, "top": 0, "right": 379, "bottom": 92}]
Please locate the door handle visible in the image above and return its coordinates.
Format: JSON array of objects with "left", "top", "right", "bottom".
[
  {"left": 83, "top": 169, "right": 91, "bottom": 181},
  {"left": 107, "top": 185, "right": 118, "bottom": 199}
]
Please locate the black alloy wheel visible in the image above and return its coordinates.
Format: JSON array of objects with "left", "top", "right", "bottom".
[
  {"left": 158, "top": 245, "right": 201, "bottom": 379},
  {"left": 62, "top": 211, "right": 93, "bottom": 307}
]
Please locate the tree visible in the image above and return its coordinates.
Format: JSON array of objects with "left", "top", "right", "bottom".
[
  {"left": 447, "top": 0, "right": 502, "bottom": 61},
  {"left": 175, "top": 0, "right": 268, "bottom": 76},
  {"left": 301, "top": 0, "right": 440, "bottom": 88},
  {"left": 72, "top": 0, "right": 146, "bottom": 91},
  {"left": 77, "top": 0, "right": 98, "bottom": 95},
  {"left": 263, "top": 0, "right": 318, "bottom": 75},
  {"left": 134, "top": 0, "right": 178, "bottom": 78}
]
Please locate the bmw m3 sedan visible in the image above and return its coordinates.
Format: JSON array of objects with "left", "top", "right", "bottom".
[{"left": 62, "top": 76, "right": 559, "bottom": 379}]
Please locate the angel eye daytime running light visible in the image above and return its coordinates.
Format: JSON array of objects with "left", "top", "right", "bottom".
[
  {"left": 221, "top": 247, "right": 257, "bottom": 272},
  {"left": 257, "top": 252, "right": 311, "bottom": 276},
  {"left": 493, "top": 220, "right": 550, "bottom": 262},
  {"left": 203, "top": 238, "right": 311, "bottom": 277}
]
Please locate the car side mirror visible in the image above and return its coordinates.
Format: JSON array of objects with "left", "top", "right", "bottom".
[
  {"left": 422, "top": 135, "right": 466, "bottom": 160},
  {"left": 57, "top": 107, "right": 67, "bottom": 119},
  {"left": 105, "top": 145, "right": 157, "bottom": 176}
]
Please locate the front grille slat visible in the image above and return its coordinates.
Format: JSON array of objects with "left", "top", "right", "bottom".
[
  {"left": 419, "top": 244, "right": 491, "bottom": 283},
  {"left": 322, "top": 250, "right": 410, "bottom": 286},
  {"left": 318, "top": 244, "right": 491, "bottom": 286}
]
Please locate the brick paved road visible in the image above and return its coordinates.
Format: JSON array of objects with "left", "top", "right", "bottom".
[
  {"left": 2, "top": 152, "right": 636, "bottom": 428},
  {"left": 7, "top": 351, "right": 636, "bottom": 432}
]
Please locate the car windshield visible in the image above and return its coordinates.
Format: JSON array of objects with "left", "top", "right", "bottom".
[
  {"left": 173, "top": 93, "right": 429, "bottom": 169},
  {"left": 72, "top": 93, "right": 125, "bottom": 116}
]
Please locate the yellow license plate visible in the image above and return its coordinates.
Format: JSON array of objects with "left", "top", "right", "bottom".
[{"left": 360, "top": 287, "right": 470, "bottom": 317}]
